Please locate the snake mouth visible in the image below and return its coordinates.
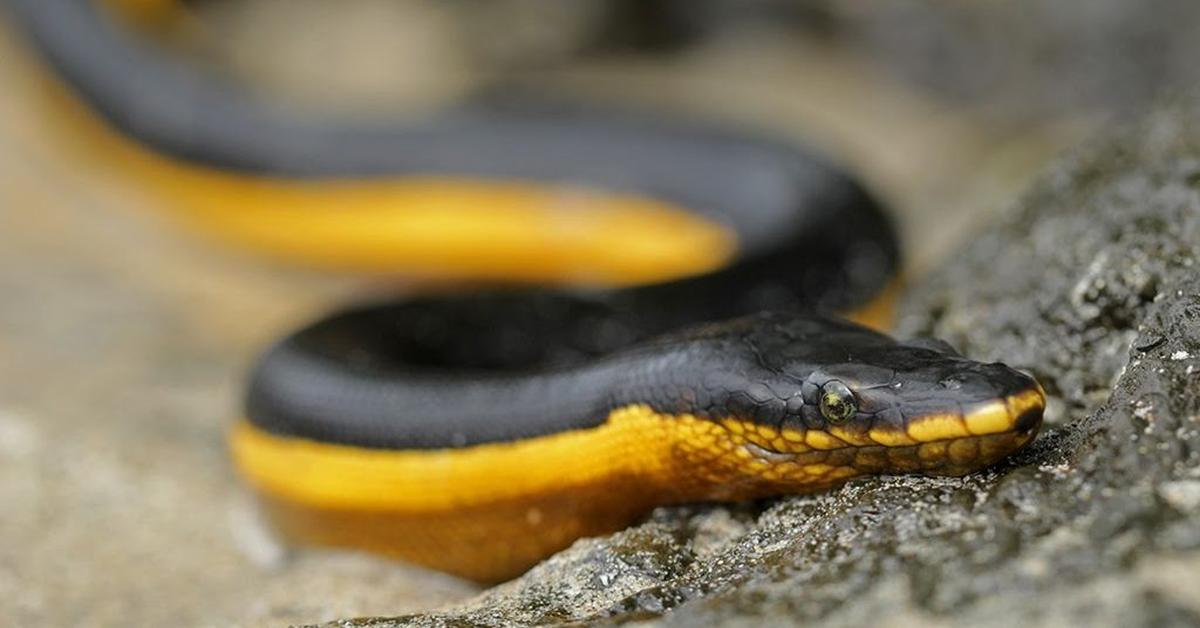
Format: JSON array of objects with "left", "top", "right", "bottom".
[
  {"left": 1012, "top": 402, "right": 1043, "bottom": 437},
  {"left": 889, "top": 385, "right": 1046, "bottom": 475},
  {"left": 735, "top": 385, "right": 1046, "bottom": 480}
]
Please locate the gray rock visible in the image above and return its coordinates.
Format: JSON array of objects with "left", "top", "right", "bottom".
[
  {"left": 327, "top": 101, "right": 1200, "bottom": 627},
  {"left": 827, "top": 0, "right": 1200, "bottom": 118}
]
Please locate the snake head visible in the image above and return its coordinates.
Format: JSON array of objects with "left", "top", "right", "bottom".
[
  {"left": 794, "top": 346, "right": 1045, "bottom": 477},
  {"left": 777, "top": 314, "right": 1043, "bottom": 478},
  {"left": 666, "top": 312, "right": 1046, "bottom": 491}
]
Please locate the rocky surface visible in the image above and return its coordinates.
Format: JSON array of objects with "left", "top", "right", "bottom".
[
  {"left": 329, "top": 103, "right": 1200, "bottom": 627},
  {"left": 826, "top": 0, "right": 1200, "bottom": 119}
]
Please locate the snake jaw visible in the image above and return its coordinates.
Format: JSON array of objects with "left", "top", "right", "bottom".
[
  {"left": 899, "top": 385, "right": 1045, "bottom": 476},
  {"left": 730, "top": 384, "right": 1045, "bottom": 484}
]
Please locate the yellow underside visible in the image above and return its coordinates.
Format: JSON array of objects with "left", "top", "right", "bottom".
[
  {"left": 101, "top": 0, "right": 182, "bottom": 29},
  {"left": 28, "top": 8, "right": 911, "bottom": 328},
  {"left": 231, "top": 406, "right": 863, "bottom": 581},
  {"left": 34, "top": 0, "right": 712, "bottom": 283},
  {"left": 37, "top": 70, "right": 735, "bottom": 285},
  {"left": 231, "top": 390, "right": 1041, "bottom": 581}
]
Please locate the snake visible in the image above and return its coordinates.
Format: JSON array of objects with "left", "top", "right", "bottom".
[{"left": 8, "top": 0, "right": 1046, "bottom": 582}]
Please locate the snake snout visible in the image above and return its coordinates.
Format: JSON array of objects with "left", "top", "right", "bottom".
[{"left": 1012, "top": 403, "right": 1043, "bottom": 437}]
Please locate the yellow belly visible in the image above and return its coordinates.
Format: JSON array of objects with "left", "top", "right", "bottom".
[{"left": 230, "top": 405, "right": 866, "bottom": 581}]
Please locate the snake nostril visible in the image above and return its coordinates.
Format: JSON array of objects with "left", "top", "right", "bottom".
[{"left": 939, "top": 376, "right": 964, "bottom": 390}]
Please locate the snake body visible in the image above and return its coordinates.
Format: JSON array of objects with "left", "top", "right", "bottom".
[{"left": 9, "top": 0, "right": 1045, "bottom": 582}]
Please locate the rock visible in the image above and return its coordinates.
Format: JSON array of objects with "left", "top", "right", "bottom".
[
  {"left": 825, "top": 0, "right": 1200, "bottom": 118},
  {"left": 326, "top": 101, "right": 1200, "bottom": 626}
]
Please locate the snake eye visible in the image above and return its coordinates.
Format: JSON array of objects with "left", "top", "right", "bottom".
[{"left": 819, "top": 380, "right": 857, "bottom": 423}]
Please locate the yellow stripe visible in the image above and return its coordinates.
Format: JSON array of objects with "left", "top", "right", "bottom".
[
  {"left": 906, "top": 414, "right": 970, "bottom": 442},
  {"left": 36, "top": 70, "right": 736, "bottom": 285},
  {"left": 230, "top": 406, "right": 680, "bottom": 512},
  {"left": 906, "top": 387, "right": 1045, "bottom": 442},
  {"left": 232, "top": 388, "right": 1043, "bottom": 514},
  {"left": 102, "top": 0, "right": 184, "bottom": 30},
  {"left": 843, "top": 275, "right": 903, "bottom": 331},
  {"left": 229, "top": 398, "right": 1039, "bottom": 580},
  {"left": 229, "top": 405, "right": 890, "bottom": 514},
  {"left": 963, "top": 400, "right": 1010, "bottom": 436}
]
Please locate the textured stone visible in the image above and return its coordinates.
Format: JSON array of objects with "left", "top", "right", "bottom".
[{"left": 826, "top": 0, "right": 1200, "bottom": 118}]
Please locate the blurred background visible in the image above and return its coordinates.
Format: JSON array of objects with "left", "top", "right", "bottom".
[{"left": 3, "top": 1, "right": 1198, "bottom": 625}]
